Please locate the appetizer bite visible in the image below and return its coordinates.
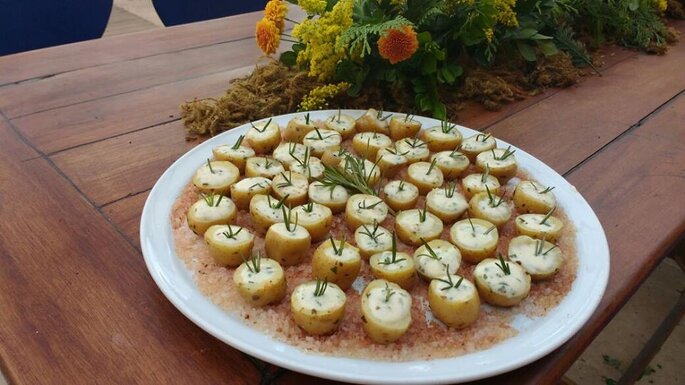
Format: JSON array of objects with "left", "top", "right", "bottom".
[
  {"left": 428, "top": 272, "right": 480, "bottom": 329},
  {"left": 406, "top": 159, "right": 444, "bottom": 195},
  {"left": 461, "top": 166, "right": 501, "bottom": 199},
  {"left": 187, "top": 193, "right": 237, "bottom": 235},
  {"left": 303, "top": 128, "right": 342, "bottom": 157},
  {"left": 413, "top": 239, "right": 461, "bottom": 281},
  {"left": 273, "top": 142, "right": 308, "bottom": 167},
  {"left": 284, "top": 113, "right": 316, "bottom": 143},
  {"left": 192, "top": 159, "right": 239, "bottom": 195},
  {"left": 449, "top": 218, "right": 498, "bottom": 263},
  {"left": 234, "top": 253, "right": 287, "bottom": 307},
  {"left": 515, "top": 208, "right": 564, "bottom": 242},
  {"left": 460, "top": 133, "right": 497, "bottom": 161},
  {"left": 474, "top": 255, "right": 531, "bottom": 307},
  {"left": 291, "top": 279, "right": 347, "bottom": 335},
  {"left": 352, "top": 132, "right": 393, "bottom": 160},
  {"left": 420, "top": 120, "right": 463, "bottom": 152},
  {"left": 248, "top": 194, "right": 287, "bottom": 234},
  {"left": 431, "top": 149, "right": 470, "bottom": 178},
  {"left": 246, "top": 118, "right": 281, "bottom": 154},
  {"left": 292, "top": 202, "right": 333, "bottom": 242},
  {"left": 308, "top": 181, "right": 349, "bottom": 213},
  {"left": 389, "top": 114, "right": 421, "bottom": 141},
  {"left": 204, "top": 224, "right": 254, "bottom": 266},
  {"left": 425, "top": 182, "right": 468, "bottom": 223},
  {"left": 369, "top": 233, "right": 418, "bottom": 289},
  {"left": 468, "top": 187, "right": 512, "bottom": 227},
  {"left": 475, "top": 146, "right": 517, "bottom": 179},
  {"left": 395, "top": 206, "right": 443, "bottom": 246},
  {"left": 212, "top": 135, "right": 255, "bottom": 173},
  {"left": 375, "top": 146, "right": 409, "bottom": 177},
  {"left": 245, "top": 156, "right": 285, "bottom": 179},
  {"left": 264, "top": 207, "right": 311, "bottom": 266},
  {"left": 361, "top": 279, "right": 412, "bottom": 343},
  {"left": 312, "top": 237, "right": 362, "bottom": 290},
  {"left": 346, "top": 194, "right": 389, "bottom": 230},
  {"left": 324, "top": 111, "right": 357, "bottom": 139},
  {"left": 508, "top": 235, "right": 563, "bottom": 280},
  {"left": 271, "top": 171, "right": 309, "bottom": 207},
  {"left": 513, "top": 181, "right": 556, "bottom": 214},
  {"left": 383, "top": 180, "right": 419, "bottom": 212},
  {"left": 355, "top": 108, "right": 391, "bottom": 134},
  {"left": 230, "top": 177, "right": 271, "bottom": 210},
  {"left": 396, "top": 137, "right": 430, "bottom": 163},
  {"left": 354, "top": 220, "right": 393, "bottom": 259}
]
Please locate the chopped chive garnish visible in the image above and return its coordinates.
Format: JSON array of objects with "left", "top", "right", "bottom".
[
  {"left": 494, "top": 253, "right": 511, "bottom": 275},
  {"left": 540, "top": 206, "right": 556, "bottom": 225},
  {"left": 314, "top": 278, "right": 328, "bottom": 296},
  {"left": 426, "top": 158, "right": 438, "bottom": 175},
  {"left": 378, "top": 232, "right": 406, "bottom": 265},
  {"left": 206, "top": 158, "right": 215, "bottom": 174},
  {"left": 243, "top": 252, "right": 262, "bottom": 273},
  {"left": 222, "top": 225, "right": 243, "bottom": 240},
  {"left": 436, "top": 267, "right": 464, "bottom": 291},
  {"left": 231, "top": 135, "right": 245, "bottom": 150}
]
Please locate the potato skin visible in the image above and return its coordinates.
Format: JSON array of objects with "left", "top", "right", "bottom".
[
  {"left": 271, "top": 172, "right": 309, "bottom": 207},
  {"left": 204, "top": 225, "right": 254, "bottom": 266},
  {"left": 186, "top": 197, "right": 237, "bottom": 235},
  {"left": 292, "top": 203, "right": 333, "bottom": 242},
  {"left": 360, "top": 279, "right": 412, "bottom": 343},
  {"left": 291, "top": 282, "right": 346, "bottom": 335},
  {"left": 311, "top": 241, "right": 361, "bottom": 290},
  {"left": 449, "top": 218, "right": 499, "bottom": 263},
  {"left": 192, "top": 161, "right": 240, "bottom": 195},
  {"left": 369, "top": 252, "right": 418, "bottom": 290},
  {"left": 284, "top": 116, "right": 316, "bottom": 143},
  {"left": 233, "top": 258, "right": 287, "bottom": 307},
  {"left": 474, "top": 258, "right": 531, "bottom": 307},
  {"left": 468, "top": 192, "right": 512, "bottom": 227},
  {"left": 245, "top": 122, "right": 281, "bottom": 154},
  {"left": 420, "top": 126, "right": 463, "bottom": 152},
  {"left": 512, "top": 181, "right": 556, "bottom": 214},
  {"left": 514, "top": 214, "right": 564, "bottom": 242},
  {"left": 355, "top": 109, "right": 389, "bottom": 134},
  {"left": 388, "top": 116, "right": 421, "bottom": 141},
  {"left": 428, "top": 277, "right": 480, "bottom": 329},
  {"left": 264, "top": 223, "right": 311, "bottom": 266},
  {"left": 248, "top": 195, "right": 285, "bottom": 234},
  {"left": 230, "top": 177, "right": 271, "bottom": 210}
]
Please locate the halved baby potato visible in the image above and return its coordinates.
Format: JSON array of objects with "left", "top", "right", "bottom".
[
  {"left": 369, "top": 250, "right": 418, "bottom": 290},
  {"left": 420, "top": 124, "right": 463, "bottom": 152},
  {"left": 449, "top": 218, "right": 498, "bottom": 263},
  {"left": 234, "top": 255, "right": 287, "bottom": 307},
  {"left": 284, "top": 114, "right": 317, "bottom": 143},
  {"left": 192, "top": 160, "right": 240, "bottom": 195},
  {"left": 428, "top": 274, "right": 480, "bottom": 329},
  {"left": 375, "top": 146, "right": 408, "bottom": 177},
  {"left": 388, "top": 115, "right": 421, "bottom": 141},
  {"left": 212, "top": 136, "right": 255, "bottom": 173},
  {"left": 474, "top": 257, "right": 531, "bottom": 307},
  {"left": 382, "top": 180, "right": 419, "bottom": 212},
  {"left": 475, "top": 147, "right": 517, "bottom": 179},
  {"left": 395, "top": 137, "right": 430, "bottom": 163},
  {"left": 413, "top": 239, "right": 461, "bottom": 281},
  {"left": 204, "top": 224, "right": 254, "bottom": 266},
  {"left": 508, "top": 235, "right": 563, "bottom": 280},
  {"left": 303, "top": 128, "right": 342, "bottom": 157},
  {"left": 425, "top": 185, "right": 468, "bottom": 223},
  {"left": 311, "top": 238, "right": 362, "bottom": 290},
  {"left": 431, "top": 150, "right": 470, "bottom": 179},
  {"left": 291, "top": 280, "right": 346, "bottom": 335},
  {"left": 355, "top": 108, "right": 390, "bottom": 135},
  {"left": 354, "top": 221, "right": 393, "bottom": 259},
  {"left": 346, "top": 194, "right": 389, "bottom": 230},
  {"left": 321, "top": 147, "right": 346, "bottom": 168},
  {"left": 352, "top": 132, "right": 393, "bottom": 160},
  {"left": 230, "top": 177, "right": 271, "bottom": 210},
  {"left": 515, "top": 211, "right": 564, "bottom": 242},
  {"left": 325, "top": 112, "right": 357, "bottom": 139},
  {"left": 248, "top": 194, "right": 286, "bottom": 234},
  {"left": 264, "top": 219, "right": 311, "bottom": 266},
  {"left": 187, "top": 194, "right": 237, "bottom": 235},
  {"left": 461, "top": 172, "right": 501, "bottom": 200},
  {"left": 468, "top": 191, "right": 512, "bottom": 227},
  {"left": 273, "top": 142, "right": 308, "bottom": 167},
  {"left": 394, "top": 208, "right": 443, "bottom": 246},
  {"left": 245, "top": 119, "right": 281, "bottom": 154},
  {"left": 337, "top": 156, "right": 381, "bottom": 186},
  {"left": 292, "top": 203, "right": 333, "bottom": 242},
  {"left": 288, "top": 156, "right": 325, "bottom": 181},
  {"left": 271, "top": 171, "right": 309, "bottom": 207},
  {"left": 244, "top": 157, "right": 285, "bottom": 179},
  {"left": 361, "top": 279, "right": 412, "bottom": 343},
  {"left": 460, "top": 133, "right": 497, "bottom": 161},
  {"left": 513, "top": 180, "right": 557, "bottom": 214},
  {"left": 406, "top": 161, "right": 444, "bottom": 194},
  {"left": 308, "top": 181, "right": 349, "bottom": 213}
]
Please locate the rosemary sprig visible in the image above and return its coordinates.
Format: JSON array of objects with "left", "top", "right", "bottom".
[
  {"left": 540, "top": 206, "right": 556, "bottom": 225},
  {"left": 267, "top": 194, "right": 290, "bottom": 210},
  {"left": 251, "top": 118, "right": 272, "bottom": 133},
  {"left": 417, "top": 238, "right": 440, "bottom": 261},
  {"left": 449, "top": 145, "right": 464, "bottom": 158},
  {"left": 222, "top": 225, "right": 243, "bottom": 240},
  {"left": 378, "top": 232, "right": 406, "bottom": 265},
  {"left": 290, "top": 145, "right": 311, "bottom": 169},
  {"left": 359, "top": 220, "right": 384, "bottom": 243},
  {"left": 436, "top": 267, "right": 464, "bottom": 291},
  {"left": 376, "top": 109, "right": 391, "bottom": 121},
  {"left": 243, "top": 252, "right": 262, "bottom": 273},
  {"left": 281, "top": 206, "right": 299, "bottom": 232},
  {"left": 358, "top": 198, "right": 383, "bottom": 210},
  {"left": 404, "top": 113, "right": 414, "bottom": 122},
  {"left": 314, "top": 278, "right": 328, "bottom": 297},
  {"left": 484, "top": 225, "right": 497, "bottom": 235},
  {"left": 467, "top": 216, "right": 476, "bottom": 235},
  {"left": 304, "top": 112, "right": 310, "bottom": 125},
  {"left": 383, "top": 282, "right": 395, "bottom": 302},
  {"left": 440, "top": 119, "right": 457, "bottom": 134},
  {"left": 492, "top": 146, "right": 515, "bottom": 161},
  {"left": 494, "top": 253, "right": 511, "bottom": 275},
  {"left": 398, "top": 180, "right": 406, "bottom": 192},
  {"left": 317, "top": 154, "right": 377, "bottom": 195},
  {"left": 302, "top": 202, "right": 314, "bottom": 213},
  {"left": 276, "top": 171, "right": 293, "bottom": 188},
  {"left": 263, "top": 158, "right": 274, "bottom": 169},
  {"left": 418, "top": 204, "right": 428, "bottom": 222},
  {"left": 329, "top": 235, "right": 346, "bottom": 256},
  {"left": 206, "top": 158, "right": 215, "bottom": 174},
  {"left": 485, "top": 185, "right": 505, "bottom": 207},
  {"left": 231, "top": 135, "right": 245, "bottom": 150},
  {"left": 540, "top": 185, "right": 555, "bottom": 194},
  {"left": 404, "top": 137, "right": 426, "bottom": 149},
  {"left": 426, "top": 158, "right": 438, "bottom": 175},
  {"left": 476, "top": 133, "right": 492, "bottom": 143},
  {"left": 201, "top": 193, "right": 223, "bottom": 207},
  {"left": 444, "top": 181, "right": 456, "bottom": 198},
  {"left": 481, "top": 164, "right": 490, "bottom": 184}
]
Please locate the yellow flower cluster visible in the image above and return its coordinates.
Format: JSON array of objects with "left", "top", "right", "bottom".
[
  {"left": 292, "top": 0, "right": 354, "bottom": 81},
  {"left": 656, "top": 0, "right": 668, "bottom": 12},
  {"left": 299, "top": 0, "right": 327, "bottom": 14},
  {"left": 299, "top": 82, "right": 350, "bottom": 111},
  {"left": 265, "top": 0, "right": 288, "bottom": 31},
  {"left": 494, "top": 0, "right": 518, "bottom": 28}
]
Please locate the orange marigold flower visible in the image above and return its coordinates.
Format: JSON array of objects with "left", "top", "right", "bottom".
[
  {"left": 255, "top": 18, "right": 280, "bottom": 55},
  {"left": 377, "top": 25, "right": 419, "bottom": 64},
  {"left": 264, "top": 0, "right": 288, "bottom": 31}
]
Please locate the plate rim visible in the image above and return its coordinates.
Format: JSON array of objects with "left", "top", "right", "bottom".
[{"left": 140, "top": 109, "right": 610, "bottom": 384}]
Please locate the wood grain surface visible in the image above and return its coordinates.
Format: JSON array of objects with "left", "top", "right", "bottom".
[{"left": 0, "top": 11, "right": 683, "bottom": 385}]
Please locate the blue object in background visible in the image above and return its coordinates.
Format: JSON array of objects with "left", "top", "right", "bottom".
[
  {"left": 152, "top": 0, "right": 268, "bottom": 26},
  {"left": 0, "top": 0, "right": 113, "bottom": 55}
]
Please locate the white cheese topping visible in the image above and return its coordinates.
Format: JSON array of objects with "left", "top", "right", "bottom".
[
  {"left": 246, "top": 120, "right": 280, "bottom": 143},
  {"left": 470, "top": 192, "right": 512, "bottom": 225},
  {"left": 309, "top": 182, "right": 349, "bottom": 206},
  {"left": 245, "top": 157, "right": 285, "bottom": 178},
  {"left": 292, "top": 281, "right": 346, "bottom": 313},
  {"left": 193, "top": 161, "right": 239, "bottom": 188},
  {"left": 431, "top": 275, "right": 477, "bottom": 302},
  {"left": 422, "top": 125, "right": 463, "bottom": 143},
  {"left": 376, "top": 146, "right": 409, "bottom": 167},
  {"left": 325, "top": 113, "right": 356, "bottom": 137},
  {"left": 426, "top": 188, "right": 468, "bottom": 218},
  {"left": 273, "top": 142, "right": 308, "bottom": 165},
  {"left": 395, "top": 210, "right": 444, "bottom": 238},
  {"left": 348, "top": 194, "right": 389, "bottom": 224},
  {"left": 476, "top": 148, "right": 517, "bottom": 170},
  {"left": 206, "top": 225, "right": 254, "bottom": 246},
  {"left": 288, "top": 157, "right": 325, "bottom": 180},
  {"left": 232, "top": 177, "right": 271, "bottom": 193},
  {"left": 408, "top": 162, "right": 444, "bottom": 189},
  {"left": 364, "top": 284, "right": 411, "bottom": 323},
  {"left": 414, "top": 240, "right": 461, "bottom": 279},
  {"left": 303, "top": 129, "right": 342, "bottom": 154},
  {"left": 383, "top": 180, "right": 419, "bottom": 203},
  {"left": 251, "top": 195, "right": 285, "bottom": 223},
  {"left": 236, "top": 258, "right": 284, "bottom": 288},
  {"left": 396, "top": 138, "right": 430, "bottom": 163},
  {"left": 450, "top": 219, "right": 498, "bottom": 250},
  {"left": 190, "top": 197, "right": 236, "bottom": 222},
  {"left": 431, "top": 151, "right": 469, "bottom": 176},
  {"left": 272, "top": 172, "right": 309, "bottom": 197},
  {"left": 516, "top": 214, "right": 564, "bottom": 235},
  {"left": 371, "top": 251, "right": 414, "bottom": 272},
  {"left": 269, "top": 222, "right": 310, "bottom": 241},
  {"left": 516, "top": 180, "right": 556, "bottom": 209},
  {"left": 461, "top": 134, "right": 496, "bottom": 153},
  {"left": 293, "top": 203, "right": 332, "bottom": 226},
  {"left": 474, "top": 258, "right": 530, "bottom": 299},
  {"left": 508, "top": 235, "right": 563, "bottom": 277},
  {"left": 354, "top": 224, "right": 392, "bottom": 254},
  {"left": 212, "top": 145, "right": 255, "bottom": 160},
  {"left": 462, "top": 173, "right": 501, "bottom": 195},
  {"left": 353, "top": 132, "right": 393, "bottom": 156}
]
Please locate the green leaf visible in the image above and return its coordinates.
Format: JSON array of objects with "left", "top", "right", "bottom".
[
  {"left": 432, "top": 102, "right": 446, "bottom": 120},
  {"left": 516, "top": 42, "right": 537, "bottom": 62},
  {"left": 537, "top": 40, "right": 559, "bottom": 56},
  {"left": 417, "top": 31, "right": 432, "bottom": 44},
  {"left": 627, "top": 0, "right": 639, "bottom": 11},
  {"left": 437, "top": 62, "right": 462, "bottom": 85},
  {"left": 421, "top": 55, "right": 438, "bottom": 75},
  {"left": 279, "top": 51, "right": 297, "bottom": 67},
  {"left": 515, "top": 28, "right": 539, "bottom": 39}
]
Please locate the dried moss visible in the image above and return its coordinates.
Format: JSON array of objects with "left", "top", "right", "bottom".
[{"left": 667, "top": 0, "right": 685, "bottom": 19}]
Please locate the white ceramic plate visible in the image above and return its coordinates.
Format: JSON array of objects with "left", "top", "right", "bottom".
[{"left": 141, "top": 110, "right": 609, "bottom": 384}]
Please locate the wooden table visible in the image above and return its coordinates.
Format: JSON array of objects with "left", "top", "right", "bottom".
[{"left": 1, "top": 11, "right": 684, "bottom": 385}]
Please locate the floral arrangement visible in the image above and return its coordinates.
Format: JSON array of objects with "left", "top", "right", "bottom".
[{"left": 254, "top": 0, "right": 677, "bottom": 118}]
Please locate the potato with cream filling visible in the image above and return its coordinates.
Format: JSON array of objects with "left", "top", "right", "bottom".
[
  {"left": 468, "top": 190, "right": 512, "bottom": 227},
  {"left": 420, "top": 122, "right": 463, "bottom": 152},
  {"left": 461, "top": 133, "right": 497, "bottom": 161},
  {"left": 395, "top": 207, "right": 443, "bottom": 246},
  {"left": 355, "top": 108, "right": 390, "bottom": 134},
  {"left": 396, "top": 137, "right": 430, "bottom": 163},
  {"left": 284, "top": 114, "right": 316, "bottom": 143},
  {"left": 389, "top": 115, "right": 421, "bottom": 140},
  {"left": 413, "top": 239, "right": 461, "bottom": 281},
  {"left": 245, "top": 157, "right": 285, "bottom": 179},
  {"left": 308, "top": 181, "right": 349, "bottom": 213},
  {"left": 291, "top": 280, "right": 346, "bottom": 335},
  {"left": 248, "top": 194, "right": 287, "bottom": 234},
  {"left": 475, "top": 146, "right": 517, "bottom": 179},
  {"left": 192, "top": 160, "right": 239, "bottom": 195},
  {"left": 346, "top": 194, "right": 389, "bottom": 230},
  {"left": 264, "top": 207, "right": 311, "bottom": 266},
  {"left": 474, "top": 256, "right": 531, "bottom": 307},
  {"left": 234, "top": 254, "right": 286, "bottom": 307},
  {"left": 382, "top": 180, "right": 419, "bottom": 212},
  {"left": 312, "top": 238, "right": 362, "bottom": 290},
  {"left": 369, "top": 233, "right": 417, "bottom": 289},
  {"left": 303, "top": 128, "right": 342, "bottom": 157},
  {"left": 375, "top": 146, "right": 408, "bottom": 177},
  {"left": 513, "top": 181, "right": 556, "bottom": 214},
  {"left": 245, "top": 118, "right": 281, "bottom": 154},
  {"left": 187, "top": 194, "right": 237, "bottom": 235},
  {"left": 361, "top": 279, "right": 412, "bottom": 343},
  {"left": 212, "top": 135, "right": 255, "bottom": 173},
  {"left": 271, "top": 171, "right": 309, "bottom": 207},
  {"left": 354, "top": 220, "right": 393, "bottom": 259},
  {"left": 431, "top": 150, "right": 469, "bottom": 179},
  {"left": 426, "top": 183, "right": 468, "bottom": 223},
  {"left": 273, "top": 142, "right": 308, "bottom": 167},
  {"left": 292, "top": 202, "right": 333, "bottom": 242},
  {"left": 352, "top": 132, "right": 392, "bottom": 160},
  {"left": 205, "top": 224, "right": 254, "bottom": 266},
  {"left": 321, "top": 147, "right": 345, "bottom": 168},
  {"left": 515, "top": 209, "right": 563, "bottom": 242},
  {"left": 449, "top": 218, "right": 498, "bottom": 263},
  {"left": 406, "top": 160, "right": 444, "bottom": 195},
  {"left": 461, "top": 169, "right": 501, "bottom": 199},
  {"left": 288, "top": 156, "right": 325, "bottom": 181},
  {"left": 508, "top": 235, "right": 563, "bottom": 280},
  {"left": 230, "top": 177, "right": 271, "bottom": 210},
  {"left": 325, "top": 112, "right": 356, "bottom": 139},
  {"left": 428, "top": 273, "right": 480, "bottom": 329}
]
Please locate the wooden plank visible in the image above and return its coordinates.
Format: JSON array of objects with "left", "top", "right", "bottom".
[
  {"left": 102, "top": 190, "right": 149, "bottom": 249},
  {"left": 50, "top": 120, "right": 200, "bottom": 206},
  {"left": 0, "top": 116, "right": 38, "bottom": 161},
  {"left": 0, "top": 126, "right": 260, "bottom": 385},
  {"left": 482, "top": 21, "right": 685, "bottom": 175},
  {"left": 103, "top": 6, "right": 159, "bottom": 37},
  {"left": 0, "top": 37, "right": 262, "bottom": 119},
  {"left": 0, "top": 12, "right": 261, "bottom": 86},
  {"left": 14, "top": 66, "right": 253, "bottom": 154}
]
